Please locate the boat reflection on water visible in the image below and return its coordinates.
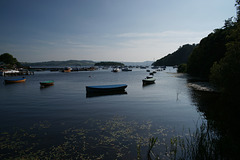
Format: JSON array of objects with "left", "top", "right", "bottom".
[
  {"left": 40, "top": 85, "right": 54, "bottom": 89},
  {"left": 86, "top": 90, "right": 127, "bottom": 98},
  {"left": 142, "top": 82, "right": 155, "bottom": 88}
]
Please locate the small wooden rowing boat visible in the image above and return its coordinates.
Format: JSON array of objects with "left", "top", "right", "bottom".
[
  {"left": 40, "top": 80, "right": 54, "bottom": 87},
  {"left": 86, "top": 84, "right": 127, "bottom": 93},
  {"left": 4, "top": 77, "right": 26, "bottom": 84}
]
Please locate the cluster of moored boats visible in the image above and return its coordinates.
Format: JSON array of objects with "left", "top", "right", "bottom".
[
  {"left": 3, "top": 67, "right": 161, "bottom": 93},
  {"left": 142, "top": 70, "right": 157, "bottom": 85},
  {"left": 111, "top": 67, "right": 132, "bottom": 72},
  {"left": 3, "top": 77, "right": 54, "bottom": 88}
]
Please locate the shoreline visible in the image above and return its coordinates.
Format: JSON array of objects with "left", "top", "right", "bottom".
[{"left": 188, "top": 82, "right": 218, "bottom": 92}]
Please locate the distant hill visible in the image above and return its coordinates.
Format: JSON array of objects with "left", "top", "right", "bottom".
[
  {"left": 21, "top": 60, "right": 155, "bottom": 67},
  {"left": 21, "top": 60, "right": 95, "bottom": 66},
  {"left": 94, "top": 61, "right": 124, "bottom": 66},
  {"left": 122, "top": 61, "right": 154, "bottom": 66},
  {"left": 152, "top": 44, "right": 196, "bottom": 66}
]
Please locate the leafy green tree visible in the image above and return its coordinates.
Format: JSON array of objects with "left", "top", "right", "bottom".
[
  {"left": 187, "top": 27, "right": 232, "bottom": 80},
  {"left": 177, "top": 63, "right": 187, "bottom": 73},
  {"left": 223, "top": 17, "right": 234, "bottom": 29},
  {"left": 210, "top": 22, "right": 240, "bottom": 97},
  {"left": 236, "top": 0, "right": 240, "bottom": 20},
  {"left": 209, "top": 0, "right": 240, "bottom": 98},
  {"left": 0, "top": 53, "right": 21, "bottom": 67}
]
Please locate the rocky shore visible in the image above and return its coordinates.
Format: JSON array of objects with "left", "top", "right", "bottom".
[{"left": 188, "top": 82, "right": 218, "bottom": 92}]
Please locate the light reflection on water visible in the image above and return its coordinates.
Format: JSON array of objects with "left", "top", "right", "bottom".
[{"left": 0, "top": 67, "right": 203, "bottom": 159}]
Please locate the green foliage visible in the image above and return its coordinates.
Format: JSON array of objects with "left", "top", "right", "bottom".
[
  {"left": 223, "top": 17, "right": 234, "bottom": 29},
  {"left": 177, "top": 63, "right": 187, "bottom": 73},
  {"left": 210, "top": 21, "right": 240, "bottom": 97},
  {"left": 236, "top": 0, "right": 240, "bottom": 20},
  {"left": 147, "top": 137, "right": 158, "bottom": 160},
  {"left": 0, "top": 53, "right": 21, "bottom": 67},
  {"left": 142, "top": 122, "right": 231, "bottom": 160},
  {"left": 94, "top": 61, "right": 124, "bottom": 66},
  {"left": 187, "top": 0, "right": 240, "bottom": 99},
  {"left": 152, "top": 44, "right": 196, "bottom": 66},
  {"left": 187, "top": 27, "right": 233, "bottom": 80}
]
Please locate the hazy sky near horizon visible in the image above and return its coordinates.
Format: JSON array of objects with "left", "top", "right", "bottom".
[{"left": 0, "top": 0, "right": 236, "bottom": 62}]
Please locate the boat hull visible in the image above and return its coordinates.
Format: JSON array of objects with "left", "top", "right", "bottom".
[
  {"left": 122, "top": 68, "right": 132, "bottom": 71},
  {"left": 111, "top": 68, "right": 120, "bottom": 72},
  {"left": 63, "top": 69, "right": 71, "bottom": 72},
  {"left": 4, "top": 78, "right": 26, "bottom": 84},
  {"left": 40, "top": 81, "right": 54, "bottom": 87},
  {"left": 142, "top": 78, "right": 156, "bottom": 85},
  {"left": 86, "top": 84, "right": 127, "bottom": 93}
]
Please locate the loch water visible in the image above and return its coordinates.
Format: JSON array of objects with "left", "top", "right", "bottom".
[{"left": 0, "top": 67, "right": 204, "bottom": 159}]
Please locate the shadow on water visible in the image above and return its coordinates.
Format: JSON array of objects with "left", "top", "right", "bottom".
[
  {"left": 189, "top": 89, "right": 240, "bottom": 159},
  {"left": 145, "top": 89, "right": 240, "bottom": 160},
  {"left": 86, "top": 91, "right": 127, "bottom": 98},
  {"left": 40, "top": 85, "right": 54, "bottom": 89},
  {"left": 142, "top": 82, "right": 155, "bottom": 88}
]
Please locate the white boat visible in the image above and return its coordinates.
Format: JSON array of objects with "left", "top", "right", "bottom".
[
  {"left": 111, "top": 68, "right": 120, "bottom": 72},
  {"left": 1, "top": 70, "right": 20, "bottom": 76},
  {"left": 142, "top": 76, "right": 156, "bottom": 85}
]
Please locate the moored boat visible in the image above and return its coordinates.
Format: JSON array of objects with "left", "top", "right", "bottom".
[
  {"left": 122, "top": 68, "right": 132, "bottom": 71},
  {"left": 111, "top": 68, "right": 120, "bottom": 72},
  {"left": 86, "top": 84, "right": 127, "bottom": 93},
  {"left": 62, "top": 67, "right": 72, "bottom": 72},
  {"left": 1, "top": 70, "right": 20, "bottom": 76},
  {"left": 4, "top": 77, "right": 26, "bottom": 84},
  {"left": 149, "top": 72, "right": 154, "bottom": 75},
  {"left": 40, "top": 80, "right": 54, "bottom": 87},
  {"left": 142, "top": 76, "right": 156, "bottom": 85}
]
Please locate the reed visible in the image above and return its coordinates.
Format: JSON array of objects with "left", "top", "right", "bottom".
[
  {"left": 143, "top": 122, "right": 221, "bottom": 160},
  {"left": 169, "top": 122, "right": 219, "bottom": 160}
]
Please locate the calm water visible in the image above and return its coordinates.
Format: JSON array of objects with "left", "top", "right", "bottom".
[{"left": 0, "top": 67, "right": 203, "bottom": 159}]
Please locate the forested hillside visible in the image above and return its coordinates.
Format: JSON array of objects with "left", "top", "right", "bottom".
[
  {"left": 187, "top": 26, "right": 233, "bottom": 79},
  {"left": 187, "top": 0, "right": 240, "bottom": 98},
  {"left": 94, "top": 61, "right": 124, "bottom": 66},
  {"left": 152, "top": 44, "right": 196, "bottom": 66}
]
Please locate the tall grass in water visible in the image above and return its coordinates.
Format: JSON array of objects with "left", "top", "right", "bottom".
[
  {"left": 170, "top": 122, "right": 220, "bottom": 160},
  {"left": 140, "top": 122, "right": 221, "bottom": 160}
]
